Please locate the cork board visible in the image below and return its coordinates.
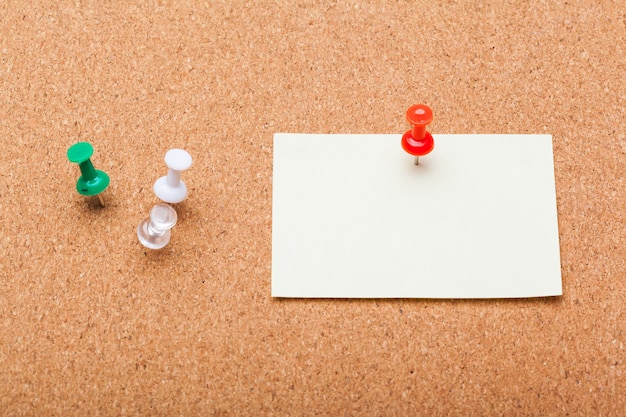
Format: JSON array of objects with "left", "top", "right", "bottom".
[{"left": 1, "top": 1, "right": 624, "bottom": 416}]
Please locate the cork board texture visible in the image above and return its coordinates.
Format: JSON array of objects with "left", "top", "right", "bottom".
[{"left": 0, "top": 1, "right": 624, "bottom": 416}]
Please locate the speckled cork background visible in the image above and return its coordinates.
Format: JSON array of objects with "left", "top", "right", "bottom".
[{"left": 0, "top": 1, "right": 624, "bottom": 416}]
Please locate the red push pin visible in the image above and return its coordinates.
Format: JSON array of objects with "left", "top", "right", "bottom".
[{"left": 401, "top": 104, "right": 434, "bottom": 165}]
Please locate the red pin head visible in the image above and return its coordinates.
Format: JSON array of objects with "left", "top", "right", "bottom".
[{"left": 401, "top": 104, "right": 434, "bottom": 165}]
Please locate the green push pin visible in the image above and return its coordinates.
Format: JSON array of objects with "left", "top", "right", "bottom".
[{"left": 67, "top": 142, "right": 110, "bottom": 207}]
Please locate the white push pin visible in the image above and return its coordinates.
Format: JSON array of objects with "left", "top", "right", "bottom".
[
  {"left": 137, "top": 204, "right": 178, "bottom": 249},
  {"left": 154, "top": 149, "right": 192, "bottom": 203}
]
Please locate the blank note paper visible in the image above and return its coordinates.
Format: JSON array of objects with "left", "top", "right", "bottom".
[{"left": 272, "top": 134, "right": 562, "bottom": 298}]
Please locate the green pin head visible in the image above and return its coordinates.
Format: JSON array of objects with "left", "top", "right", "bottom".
[{"left": 67, "top": 142, "right": 110, "bottom": 196}]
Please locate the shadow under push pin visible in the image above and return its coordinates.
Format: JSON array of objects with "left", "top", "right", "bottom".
[
  {"left": 401, "top": 104, "right": 434, "bottom": 165},
  {"left": 154, "top": 149, "right": 192, "bottom": 204},
  {"left": 67, "top": 142, "right": 110, "bottom": 206},
  {"left": 137, "top": 203, "right": 178, "bottom": 249}
]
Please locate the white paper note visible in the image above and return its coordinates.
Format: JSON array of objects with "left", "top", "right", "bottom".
[{"left": 272, "top": 134, "right": 562, "bottom": 298}]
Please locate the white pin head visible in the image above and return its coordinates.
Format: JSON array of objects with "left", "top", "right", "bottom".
[
  {"left": 137, "top": 203, "right": 178, "bottom": 249},
  {"left": 154, "top": 149, "right": 192, "bottom": 203}
]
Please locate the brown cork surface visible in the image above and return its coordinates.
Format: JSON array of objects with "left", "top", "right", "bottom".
[{"left": 0, "top": 1, "right": 624, "bottom": 415}]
